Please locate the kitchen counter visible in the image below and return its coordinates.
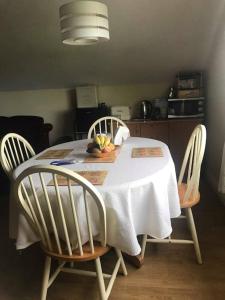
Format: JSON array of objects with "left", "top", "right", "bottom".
[
  {"left": 126, "top": 117, "right": 204, "bottom": 123},
  {"left": 126, "top": 119, "right": 168, "bottom": 123}
]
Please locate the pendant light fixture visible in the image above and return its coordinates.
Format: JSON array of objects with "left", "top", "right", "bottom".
[{"left": 59, "top": 0, "right": 110, "bottom": 45}]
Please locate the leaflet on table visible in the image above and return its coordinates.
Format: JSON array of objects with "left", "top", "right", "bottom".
[{"left": 114, "top": 126, "right": 130, "bottom": 146}]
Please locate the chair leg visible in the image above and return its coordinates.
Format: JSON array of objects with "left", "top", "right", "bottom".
[
  {"left": 115, "top": 248, "right": 128, "bottom": 276},
  {"left": 41, "top": 256, "right": 51, "bottom": 300},
  {"left": 95, "top": 257, "right": 107, "bottom": 300},
  {"left": 186, "top": 208, "right": 202, "bottom": 264},
  {"left": 184, "top": 208, "right": 191, "bottom": 232},
  {"left": 141, "top": 234, "right": 147, "bottom": 259}
]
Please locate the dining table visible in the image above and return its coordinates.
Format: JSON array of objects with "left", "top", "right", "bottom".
[{"left": 11, "top": 137, "right": 181, "bottom": 266}]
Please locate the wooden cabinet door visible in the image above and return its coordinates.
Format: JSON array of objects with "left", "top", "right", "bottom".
[
  {"left": 126, "top": 123, "right": 141, "bottom": 137},
  {"left": 169, "top": 119, "right": 203, "bottom": 173},
  {"left": 140, "top": 122, "right": 169, "bottom": 144}
]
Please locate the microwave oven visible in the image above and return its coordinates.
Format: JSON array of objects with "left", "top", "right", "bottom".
[{"left": 168, "top": 97, "right": 204, "bottom": 118}]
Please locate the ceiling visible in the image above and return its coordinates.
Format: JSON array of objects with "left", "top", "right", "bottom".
[{"left": 0, "top": 0, "right": 224, "bottom": 90}]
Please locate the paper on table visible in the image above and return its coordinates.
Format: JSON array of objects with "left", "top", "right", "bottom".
[
  {"left": 114, "top": 126, "right": 130, "bottom": 146},
  {"left": 36, "top": 149, "right": 73, "bottom": 159},
  {"left": 48, "top": 170, "right": 108, "bottom": 186},
  {"left": 131, "top": 147, "right": 163, "bottom": 158}
]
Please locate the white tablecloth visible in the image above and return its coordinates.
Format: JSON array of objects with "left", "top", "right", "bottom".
[{"left": 12, "top": 137, "right": 180, "bottom": 256}]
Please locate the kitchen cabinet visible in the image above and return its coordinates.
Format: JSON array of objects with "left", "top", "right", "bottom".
[
  {"left": 126, "top": 118, "right": 203, "bottom": 172},
  {"left": 140, "top": 122, "right": 169, "bottom": 144},
  {"left": 127, "top": 122, "right": 141, "bottom": 137}
]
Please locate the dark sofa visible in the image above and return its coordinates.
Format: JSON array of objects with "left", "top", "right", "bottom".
[
  {"left": 0, "top": 115, "right": 53, "bottom": 153},
  {"left": 0, "top": 115, "right": 53, "bottom": 192}
]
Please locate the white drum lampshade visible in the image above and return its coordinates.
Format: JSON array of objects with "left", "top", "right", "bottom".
[{"left": 59, "top": 1, "right": 110, "bottom": 45}]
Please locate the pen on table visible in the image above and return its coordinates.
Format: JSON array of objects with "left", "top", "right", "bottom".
[{"left": 50, "top": 160, "right": 82, "bottom": 166}]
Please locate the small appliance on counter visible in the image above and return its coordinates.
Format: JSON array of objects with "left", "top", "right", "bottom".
[
  {"left": 111, "top": 106, "right": 131, "bottom": 120},
  {"left": 140, "top": 100, "right": 152, "bottom": 119},
  {"left": 140, "top": 98, "right": 167, "bottom": 120},
  {"left": 168, "top": 97, "right": 204, "bottom": 118},
  {"left": 151, "top": 98, "right": 168, "bottom": 120},
  {"left": 167, "top": 71, "right": 205, "bottom": 119}
]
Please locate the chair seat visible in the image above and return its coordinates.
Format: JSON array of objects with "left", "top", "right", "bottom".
[
  {"left": 43, "top": 240, "right": 111, "bottom": 262},
  {"left": 178, "top": 183, "right": 200, "bottom": 208}
]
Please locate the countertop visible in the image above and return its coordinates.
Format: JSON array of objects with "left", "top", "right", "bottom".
[{"left": 125, "top": 117, "right": 204, "bottom": 123}]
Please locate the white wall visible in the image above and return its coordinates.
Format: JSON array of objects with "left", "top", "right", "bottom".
[
  {"left": 206, "top": 16, "right": 225, "bottom": 194},
  {"left": 0, "top": 83, "right": 168, "bottom": 144}
]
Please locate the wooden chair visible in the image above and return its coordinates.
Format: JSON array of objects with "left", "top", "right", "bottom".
[
  {"left": 0, "top": 133, "right": 36, "bottom": 238},
  {"left": 88, "top": 116, "right": 128, "bottom": 142},
  {"left": 0, "top": 132, "right": 35, "bottom": 179},
  {"left": 141, "top": 124, "right": 206, "bottom": 264},
  {"left": 14, "top": 165, "right": 127, "bottom": 300}
]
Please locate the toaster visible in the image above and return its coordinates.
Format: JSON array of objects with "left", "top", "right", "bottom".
[{"left": 111, "top": 106, "right": 131, "bottom": 120}]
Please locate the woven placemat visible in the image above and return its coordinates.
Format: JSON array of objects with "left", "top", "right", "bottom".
[
  {"left": 48, "top": 170, "right": 108, "bottom": 186},
  {"left": 36, "top": 149, "right": 73, "bottom": 159},
  {"left": 131, "top": 147, "right": 163, "bottom": 158}
]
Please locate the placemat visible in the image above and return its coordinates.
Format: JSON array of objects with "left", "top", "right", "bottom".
[
  {"left": 83, "top": 155, "right": 116, "bottom": 163},
  {"left": 36, "top": 149, "right": 73, "bottom": 159},
  {"left": 48, "top": 170, "right": 108, "bottom": 186},
  {"left": 131, "top": 147, "right": 163, "bottom": 158}
]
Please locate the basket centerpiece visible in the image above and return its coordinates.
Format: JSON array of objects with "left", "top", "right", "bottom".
[{"left": 86, "top": 134, "right": 116, "bottom": 158}]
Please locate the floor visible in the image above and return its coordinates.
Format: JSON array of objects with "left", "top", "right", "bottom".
[{"left": 0, "top": 180, "right": 225, "bottom": 300}]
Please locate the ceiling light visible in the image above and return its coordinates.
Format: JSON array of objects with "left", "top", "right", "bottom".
[{"left": 59, "top": 0, "right": 110, "bottom": 45}]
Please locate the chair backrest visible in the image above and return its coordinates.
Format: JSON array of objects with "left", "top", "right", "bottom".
[
  {"left": 178, "top": 124, "right": 206, "bottom": 201},
  {"left": 14, "top": 165, "right": 107, "bottom": 257},
  {"left": 88, "top": 116, "right": 128, "bottom": 141},
  {"left": 0, "top": 133, "right": 35, "bottom": 179}
]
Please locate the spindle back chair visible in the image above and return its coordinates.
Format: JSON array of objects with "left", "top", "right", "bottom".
[
  {"left": 141, "top": 124, "right": 206, "bottom": 264},
  {"left": 88, "top": 116, "right": 128, "bottom": 141},
  {"left": 14, "top": 165, "right": 127, "bottom": 300},
  {"left": 0, "top": 133, "right": 35, "bottom": 179}
]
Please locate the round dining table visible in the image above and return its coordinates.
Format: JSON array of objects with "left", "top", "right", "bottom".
[{"left": 11, "top": 137, "right": 181, "bottom": 257}]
